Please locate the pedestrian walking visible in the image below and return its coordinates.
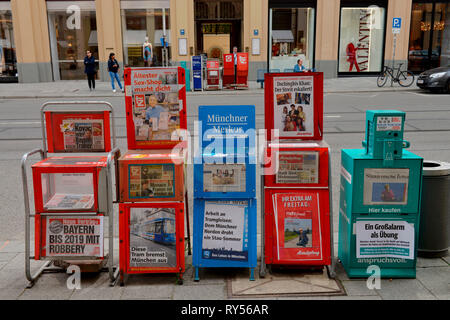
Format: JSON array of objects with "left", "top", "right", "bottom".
[
  {"left": 108, "top": 52, "right": 123, "bottom": 92},
  {"left": 84, "top": 50, "right": 97, "bottom": 91}
]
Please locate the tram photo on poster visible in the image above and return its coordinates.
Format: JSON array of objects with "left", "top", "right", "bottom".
[{"left": 129, "top": 207, "right": 177, "bottom": 268}]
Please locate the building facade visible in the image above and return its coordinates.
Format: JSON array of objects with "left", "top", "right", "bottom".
[{"left": 0, "top": 0, "right": 448, "bottom": 83}]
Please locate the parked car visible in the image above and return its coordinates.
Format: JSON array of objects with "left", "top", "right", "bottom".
[{"left": 416, "top": 65, "right": 450, "bottom": 93}]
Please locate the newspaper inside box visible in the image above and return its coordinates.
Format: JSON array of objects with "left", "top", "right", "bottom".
[
  {"left": 119, "top": 150, "right": 185, "bottom": 203},
  {"left": 32, "top": 156, "right": 107, "bottom": 213}
]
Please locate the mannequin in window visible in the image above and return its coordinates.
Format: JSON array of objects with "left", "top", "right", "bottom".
[{"left": 143, "top": 37, "right": 153, "bottom": 67}]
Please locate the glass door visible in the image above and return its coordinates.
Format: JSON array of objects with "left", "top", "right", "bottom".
[{"left": 408, "top": 2, "right": 449, "bottom": 73}]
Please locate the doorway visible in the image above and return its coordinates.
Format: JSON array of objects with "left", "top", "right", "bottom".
[{"left": 194, "top": 0, "right": 243, "bottom": 60}]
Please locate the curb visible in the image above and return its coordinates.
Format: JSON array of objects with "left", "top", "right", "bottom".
[{"left": 0, "top": 88, "right": 421, "bottom": 99}]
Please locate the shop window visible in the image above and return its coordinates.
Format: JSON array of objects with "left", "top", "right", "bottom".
[
  {"left": 338, "top": 6, "right": 386, "bottom": 74},
  {"left": 0, "top": 9, "right": 17, "bottom": 81}
]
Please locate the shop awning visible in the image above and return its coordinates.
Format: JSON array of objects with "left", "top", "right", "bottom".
[{"left": 272, "top": 30, "right": 294, "bottom": 43}]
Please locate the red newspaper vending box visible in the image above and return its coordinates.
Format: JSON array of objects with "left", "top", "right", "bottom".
[
  {"left": 44, "top": 111, "right": 112, "bottom": 153},
  {"left": 235, "top": 52, "right": 248, "bottom": 89},
  {"left": 222, "top": 53, "right": 235, "bottom": 88},
  {"left": 119, "top": 202, "right": 185, "bottom": 284},
  {"left": 32, "top": 156, "right": 108, "bottom": 260},
  {"left": 32, "top": 156, "right": 108, "bottom": 215},
  {"left": 262, "top": 141, "right": 332, "bottom": 269},
  {"left": 123, "top": 67, "right": 187, "bottom": 150},
  {"left": 205, "top": 59, "right": 220, "bottom": 90},
  {"left": 118, "top": 150, "right": 185, "bottom": 203},
  {"left": 264, "top": 72, "right": 323, "bottom": 142}
]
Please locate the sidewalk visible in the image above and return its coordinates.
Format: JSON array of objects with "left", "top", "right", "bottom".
[{"left": 0, "top": 77, "right": 421, "bottom": 99}]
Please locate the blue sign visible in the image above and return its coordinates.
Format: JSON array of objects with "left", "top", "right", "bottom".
[
  {"left": 392, "top": 17, "right": 402, "bottom": 29},
  {"left": 253, "top": 29, "right": 259, "bottom": 36},
  {"left": 192, "top": 55, "right": 203, "bottom": 91},
  {"left": 180, "top": 29, "right": 185, "bottom": 36}
]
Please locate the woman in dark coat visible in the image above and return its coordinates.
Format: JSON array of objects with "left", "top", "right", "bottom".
[{"left": 84, "top": 50, "right": 96, "bottom": 91}]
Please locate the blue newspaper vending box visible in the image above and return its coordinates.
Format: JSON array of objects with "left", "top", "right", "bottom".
[
  {"left": 338, "top": 110, "right": 423, "bottom": 278},
  {"left": 191, "top": 55, "right": 203, "bottom": 91},
  {"left": 193, "top": 105, "right": 257, "bottom": 281}
]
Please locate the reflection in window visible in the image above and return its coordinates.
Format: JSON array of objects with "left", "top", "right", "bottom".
[
  {"left": 0, "top": 10, "right": 17, "bottom": 80},
  {"left": 121, "top": 9, "right": 171, "bottom": 67},
  {"left": 338, "top": 7, "right": 386, "bottom": 73},
  {"left": 270, "top": 8, "right": 315, "bottom": 72}
]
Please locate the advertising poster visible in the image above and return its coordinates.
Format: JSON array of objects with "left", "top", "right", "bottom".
[
  {"left": 128, "top": 164, "right": 175, "bottom": 199},
  {"left": 203, "top": 164, "right": 246, "bottom": 192},
  {"left": 276, "top": 151, "right": 319, "bottom": 184},
  {"left": 273, "top": 192, "right": 322, "bottom": 261},
  {"left": 130, "top": 68, "right": 183, "bottom": 144},
  {"left": 363, "top": 168, "right": 409, "bottom": 205},
  {"left": 201, "top": 201, "right": 249, "bottom": 262},
  {"left": 61, "top": 119, "right": 104, "bottom": 151},
  {"left": 129, "top": 207, "right": 177, "bottom": 268},
  {"left": 356, "top": 220, "right": 415, "bottom": 260},
  {"left": 273, "top": 76, "right": 314, "bottom": 137},
  {"left": 44, "top": 216, "right": 103, "bottom": 257}
]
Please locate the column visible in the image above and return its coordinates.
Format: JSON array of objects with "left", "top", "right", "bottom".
[
  {"left": 11, "top": 0, "right": 52, "bottom": 83},
  {"left": 315, "top": 0, "right": 340, "bottom": 79}
]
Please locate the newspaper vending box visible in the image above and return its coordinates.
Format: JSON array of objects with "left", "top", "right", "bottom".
[
  {"left": 119, "top": 202, "right": 185, "bottom": 284},
  {"left": 205, "top": 59, "right": 220, "bottom": 90},
  {"left": 235, "top": 52, "right": 248, "bottom": 89},
  {"left": 22, "top": 102, "right": 119, "bottom": 288},
  {"left": 222, "top": 53, "right": 235, "bottom": 89},
  {"left": 124, "top": 67, "right": 187, "bottom": 150},
  {"left": 118, "top": 149, "right": 186, "bottom": 284},
  {"left": 193, "top": 105, "right": 257, "bottom": 281},
  {"left": 339, "top": 110, "right": 423, "bottom": 278},
  {"left": 261, "top": 141, "right": 333, "bottom": 274}
]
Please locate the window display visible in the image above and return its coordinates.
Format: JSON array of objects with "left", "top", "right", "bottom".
[
  {"left": 270, "top": 7, "right": 315, "bottom": 72},
  {"left": 338, "top": 6, "right": 386, "bottom": 73},
  {"left": 0, "top": 8, "right": 17, "bottom": 81}
]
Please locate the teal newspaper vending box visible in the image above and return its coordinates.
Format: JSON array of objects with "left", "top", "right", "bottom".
[{"left": 338, "top": 110, "right": 423, "bottom": 278}]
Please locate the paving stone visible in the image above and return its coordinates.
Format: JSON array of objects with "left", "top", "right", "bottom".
[
  {"left": 70, "top": 286, "right": 124, "bottom": 300},
  {"left": 416, "top": 257, "right": 448, "bottom": 268},
  {"left": 329, "top": 295, "right": 382, "bottom": 300},
  {"left": 0, "top": 268, "right": 28, "bottom": 289},
  {"left": 18, "top": 273, "right": 75, "bottom": 300},
  {"left": 0, "top": 287, "right": 25, "bottom": 300},
  {"left": 173, "top": 284, "right": 226, "bottom": 300},
  {"left": 121, "top": 284, "right": 174, "bottom": 300},
  {"left": 375, "top": 279, "right": 436, "bottom": 300},
  {"left": 0, "top": 252, "right": 17, "bottom": 262},
  {"left": 441, "top": 255, "right": 450, "bottom": 265},
  {"left": 416, "top": 267, "right": 450, "bottom": 300},
  {"left": 340, "top": 280, "right": 379, "bottom": 296}
]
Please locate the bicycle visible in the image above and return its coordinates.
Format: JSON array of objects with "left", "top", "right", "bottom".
[{"left": 377, "top": 63, "right": 415, "bottom": 87}]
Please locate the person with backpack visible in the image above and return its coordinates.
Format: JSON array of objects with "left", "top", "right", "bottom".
[{"left": 108, "top": 52, "right": 123, "bottom": 92}]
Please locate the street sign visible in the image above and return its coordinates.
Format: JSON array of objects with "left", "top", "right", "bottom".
[{"left": 392, "top": 17, "right": 401, "bottom": 34}]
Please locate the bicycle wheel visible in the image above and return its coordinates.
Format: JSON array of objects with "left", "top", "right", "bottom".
[
  {"left": 377, "top": 71, "right": 388, "bottom": 87},
  {"left": 398, "top": 70, "right": 414, "bottom": 87}
]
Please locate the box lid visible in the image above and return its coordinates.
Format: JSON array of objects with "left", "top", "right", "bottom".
[{"left": 32, "top": 156, "right": 108, "bottom": 168}]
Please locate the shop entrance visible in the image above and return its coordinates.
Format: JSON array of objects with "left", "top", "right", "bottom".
[{"left": 194, "top": 0, "right": 243, "bottom": 60}]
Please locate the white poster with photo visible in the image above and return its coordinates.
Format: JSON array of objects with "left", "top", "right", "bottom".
[
  {"left": 363, "top": 168, "right": 409, "bottom": 205},
  {"left": 356, "top": 220, "right": 415, "bottom": 260},
  {"left": 273, "top": 76, "right": 314, "bottom": 138}
]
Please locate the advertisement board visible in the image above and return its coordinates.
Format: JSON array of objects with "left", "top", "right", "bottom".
[
  {"left": 264, "top": 72, "right": 323, "bottom": 141},
  {"left": 124, "top": 67, "right": 187, "bottom": 150},
  {"left": 44, "top": 111, "right": 111, "bottom": 153},
  {"left": 38, "top": 216, "right": 104, "bottom": 258}
]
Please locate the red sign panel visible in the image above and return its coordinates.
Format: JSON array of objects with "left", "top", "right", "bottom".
[
  {"left": 264, "top": 189, "right": 331, "bottom": 266},
  {"left": 119, "top": 202, "right": 185, "bottom": 275},
  {"left": 264, "top": 72, "right": 323, "bottom": 141},
  {"left": 124, "top": 67, "right": 187, "bottom": 150},
  {"left": 44, "top": 111, "right": 112, "bottom": 153}
]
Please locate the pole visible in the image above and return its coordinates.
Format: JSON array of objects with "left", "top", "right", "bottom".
[{"left": 391, "top": 33, "right": 397, "bottom": 87}]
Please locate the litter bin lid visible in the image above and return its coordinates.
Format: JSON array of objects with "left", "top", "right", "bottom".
[{"left": 422, "top": 160, "right": 450, "bottom": 176}]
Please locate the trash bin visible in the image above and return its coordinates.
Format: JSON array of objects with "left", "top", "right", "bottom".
[{"left": 418, "top": 161, "right": 450, "bottom": 257}]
